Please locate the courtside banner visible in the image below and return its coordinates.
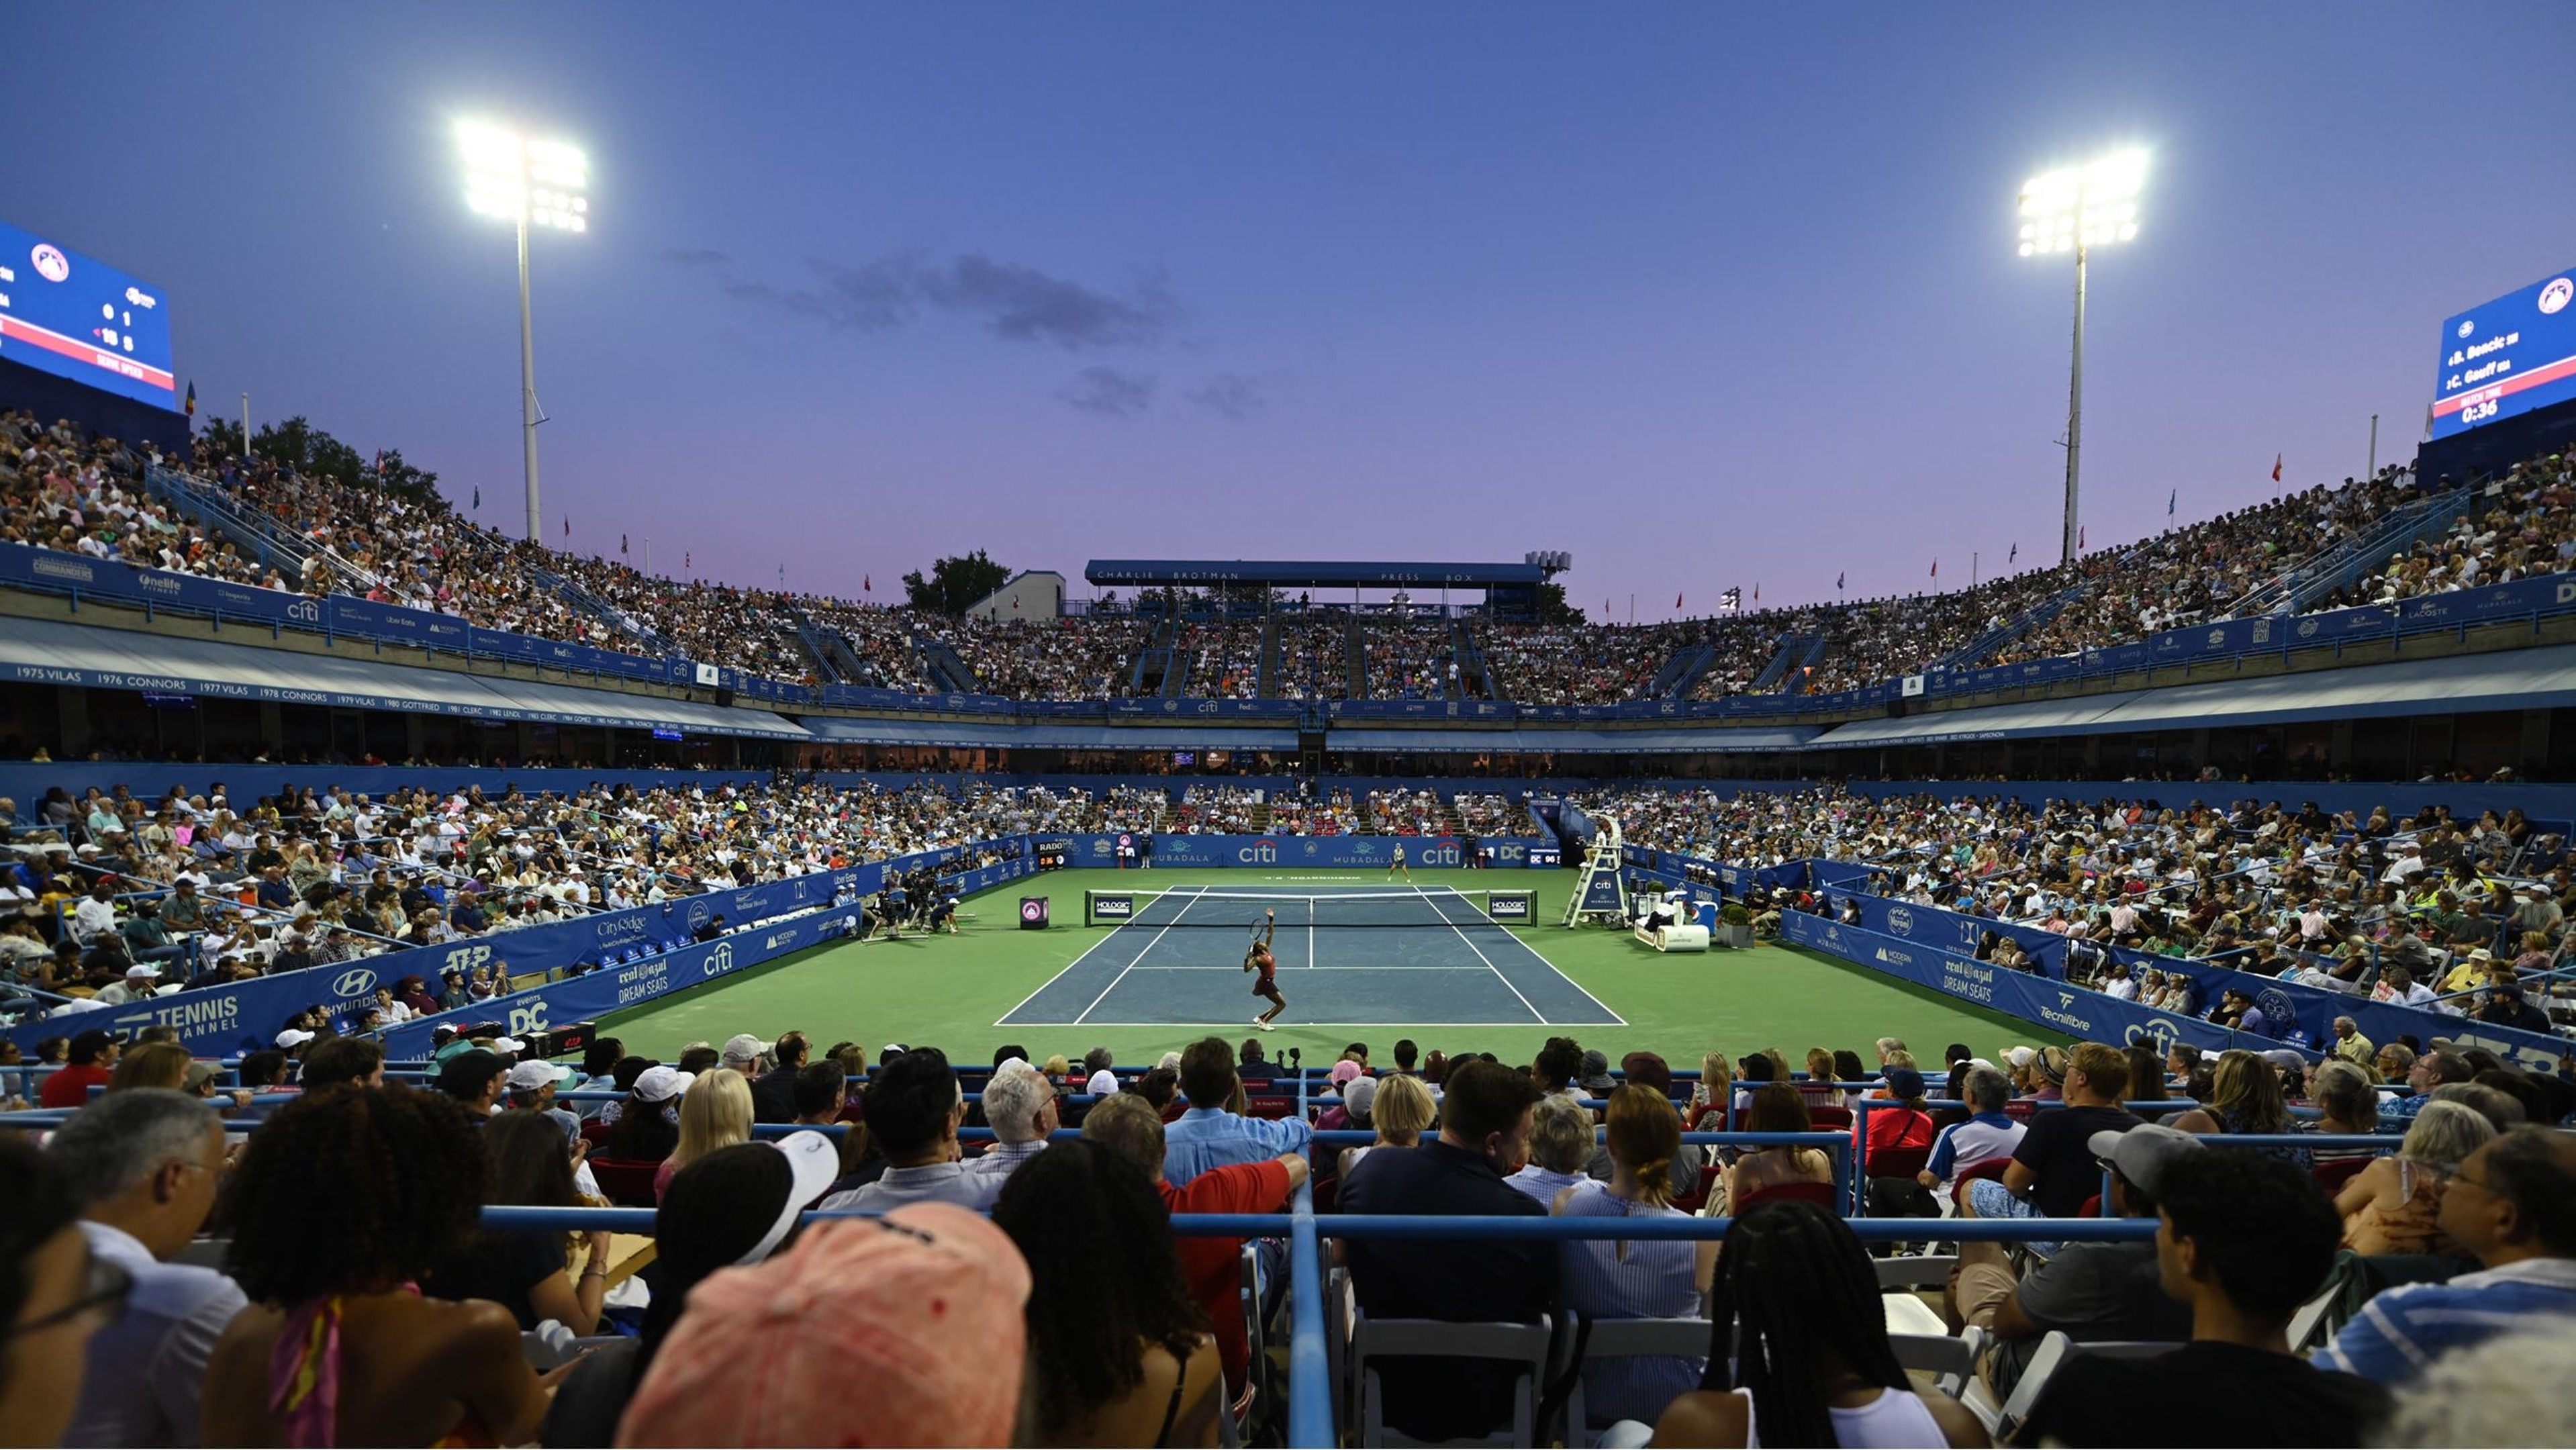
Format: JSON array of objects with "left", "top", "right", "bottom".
[
  {"left": 3, "top": 837, "right": 1034, "bottom": 1059},
  {"left": 1487, "top": 892, "right": 1533, "bottom": 922},
  {"left": 377, "top": 848, "right": 1036, "bottom": 1060},
  {"left": 1068, "top": 834, "right": 1547, "bottom": 870}
]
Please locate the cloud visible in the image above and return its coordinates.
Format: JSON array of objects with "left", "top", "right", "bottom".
[
  {"left": 718, "top": 250, "right": 1179, "bottom": 350},
  {"left": 1059, "top": 366, "right": 1155, "bottom": 417},
  {"left": 1187, "top": 372, "right": 1265, "bottom": 419},
  {"left": 663, "top": 248, "right": 732, "bottom": 268}
]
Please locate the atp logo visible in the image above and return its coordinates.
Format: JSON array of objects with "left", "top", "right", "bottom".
[
  {"left": 441, "top": 944, "right": 493, "bottom": 977},
  {"left": 332, "top": 969, "right": 379, "bottom": 1000}
]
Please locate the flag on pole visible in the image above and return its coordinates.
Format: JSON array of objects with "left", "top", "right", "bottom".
[
  {"left": 1930, "top": 559, "right": 1938, "bottom": 579},
  {"left": 472, "top": 485, "right": 481, "bottom": 510},
  {"left": 2167, "top": 488, "right": 2177, "bottom": 517},
  {"left": 863, "top": 575, "right": 871, "bottom": 593},
  {"left": 1835, "top": 571, "right": 1844, "bottom": 591},
  {"left": 2008, "top": 541, "right": 2017, "bottom": 564},
  {"left": 1754, "top": 583, "right": 1761, "bottom": 603},
  {"left": 620, "top": 534, "right": 629, "bottom": 556},
  {"left": 1674, "top": 591, "right": 1683, "bottom": 611},
  {"left": 685, "top": 552, "right": 691, "bottom": 570},
  {"left": 183, "top": 382, "right": 196, "bottom": 418},
  {"left": 2079, "top": 525, "right": 2087, "bottom": 550},
  {"left": 563, "top": 517, "right": 570, "bottom": 538},
  {"left": 2271, "top": 453, "right": 2283, "bottom": 483}
]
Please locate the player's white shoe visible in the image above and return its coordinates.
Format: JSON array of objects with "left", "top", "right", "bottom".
[{"left": 1257, "top": 1019, "right": 1274, "bottom": 1032}]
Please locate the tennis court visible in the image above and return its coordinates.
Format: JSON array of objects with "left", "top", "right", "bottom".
[{"left": 997, "top": 884, "right": 1625, "bottom": 1028}]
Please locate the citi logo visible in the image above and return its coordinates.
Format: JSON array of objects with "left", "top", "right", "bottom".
[
  {"left": 1238, "top": 839, "right": 1279, "bottom": 864},
  {"left": 704, "top": 942, "right": 736, "bottom": 975}
]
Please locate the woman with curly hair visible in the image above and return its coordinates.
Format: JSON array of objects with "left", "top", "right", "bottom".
[
  {"left": 421, "top": 1110, "right": 614, "bottom": 1335},
  {"left": 992, "top": 1141, "right": 1221, "bottom": 1447},
  {"left": 199, "top": 1085, "right": 564, "bottom": 1447}
]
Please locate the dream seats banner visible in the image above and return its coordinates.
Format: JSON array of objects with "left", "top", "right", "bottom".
[
  {"left": 3, "top": 838, "right": 1031, "bottom": 1059},
  {"left": 1063, "top": 833, "right": 1547, "bottom": 870}
]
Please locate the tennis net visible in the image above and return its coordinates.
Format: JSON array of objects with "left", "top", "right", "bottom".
[{"left": 1084, "top": 887, "right": 1534, "bottom": 930}]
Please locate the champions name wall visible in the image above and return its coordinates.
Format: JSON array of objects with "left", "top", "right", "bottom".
[
  {"left": 1066, "top": 833, "right": 1556, "bottom": 870},
  {"left": 1625, "top": 849, "right": 2571, "bottom": 1075},
  {"left": 5, "top": 838, "right": 1035, "bottom": 1059}
]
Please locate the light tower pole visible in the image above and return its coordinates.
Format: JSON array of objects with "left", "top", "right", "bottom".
[
  {"left": 461, "top": 122, "right": 589, "bottom": 541},
  {"left": 2019, "top": 149, "right": 2145, "bottom": 567}
]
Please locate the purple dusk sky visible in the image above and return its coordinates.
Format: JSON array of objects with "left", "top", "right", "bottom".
[{"left": 12, "top": 3, "right": 2575, "bottom": 621}]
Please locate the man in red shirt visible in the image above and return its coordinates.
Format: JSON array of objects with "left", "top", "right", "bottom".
[
  {"left": 38, "top": 1029, "right": 120, "bottom": 1108},
  {"left": 1083, "top": 1091, "right": 1307, "bottom": 1399}
]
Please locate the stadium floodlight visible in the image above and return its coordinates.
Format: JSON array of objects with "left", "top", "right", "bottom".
[
  {"left": 2018, "top": 148, "right": 2146, "bottom": 567},
  {"left": 458, "top": 120, "right": 589, "bottom": 542}
]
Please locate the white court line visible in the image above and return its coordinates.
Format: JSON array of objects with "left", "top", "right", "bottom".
[
  {"left": 1415, "top": 885, "right": 1547, "bottom": 1024},
  {"left": 1069, "top": 885, "right": 1210, "bottom": 1026},
  {"left": 992, "top": 920, "right": 1141, "bottom": 1026}
]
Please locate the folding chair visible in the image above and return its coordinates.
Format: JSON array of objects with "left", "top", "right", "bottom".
[
  {"left": 1890, "top": 1332, "right": 1975, "bottom": 1398},
  {"left": 1557, "top": 1314, "right": 1713, "bottom": 1445},
  {"left": 1352, "top": 1310, "right": 1553, "bottom": 1447}
]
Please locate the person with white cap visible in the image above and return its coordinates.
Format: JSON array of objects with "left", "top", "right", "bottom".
[
  {"left": 505, "top": 1059, "right": 583, "bottom": 1145},
  {"left": 718, "top": 1033, "right": 765, "bottom": 1082},
  {"left": 93, "top": 961, "right": 162, "bottom": 1006}
]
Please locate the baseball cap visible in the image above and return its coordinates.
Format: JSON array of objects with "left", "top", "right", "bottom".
[
  {"left": 2088, "top": 1122, "right": 2204, "bottom": 1198},
  {"left": 489, "top": 1036, "right": 526, "bottom": 1055},
  {"left": 635, "top": 1065, "right": 695, "bottom": 1103},
  {"left": 1345, "top": 1077, "right": 1378, "bottom": 1118},
  {"left": 615, "top": 1204, "right": 1031, "bottom": 1447},
  {"left": 1329, "top": 1059, "right": 1362, "bottom": 1088},
  {"left": 506, "top": 1060, "right": 573, "bottom": 1092},
  {"left": 2003, "top": 1046, "right": 2036, "bottom": 1069},
  {"left": 722, "top": 1032, "right": 765, "bottom": 1065},
  {"left": 740, "top": 1131, "right": 843, "bottom": 1267},
  {"left": 1085, "top": 1067, "right": 1118, "bottom": 1097},
  {"left": 182, "top": 1061, "right": 220, "bottom": 1094},
  {"left": 124, "top": 963, "right": 161, "bottom": 979},
  {"left": 275, "top": 1028, "right": 316, "bottom": 1049},
  {"left": 1883, "top": 1066, "right": 1927, "bottom": 1100}
]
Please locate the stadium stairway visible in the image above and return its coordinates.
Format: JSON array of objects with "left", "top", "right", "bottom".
[
  {"left": 1928, "top": 580, "right": 2088, "bottom": 672},
  {"left": 1750, "top": 630, "right": 1824, "bottom": 692},
  {"left": 2225, "top": 482, "right": 2473, "bottom": 618},
  {"left": 785, "top": 605, "right": 849, "bottom": 685},
  {"left": 916, "top": 634, "right": 979, "bottom": 693},
  {"left": 144, "top": 464, "right": 361, "bottom": 587},
  {"left": 1342, "top": 614, "right": 1369, "bottom": 698},
  {"left": 1257, "top": 614, "right": 1282, "bottom": 697},
  {"left": 1645, "top": 639, "right": 1717, "bottom": 699},
  {"left": 1451, "top": 618, "right": 1496, "bottom": 699}
]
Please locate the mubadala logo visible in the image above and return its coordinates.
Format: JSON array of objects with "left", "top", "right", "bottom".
[
  {"left": 1885, "top": 905, "right": 1915, "bottom": 937},
  {"left": 332, "top": 968, "right": 378, "bottom": 999}
]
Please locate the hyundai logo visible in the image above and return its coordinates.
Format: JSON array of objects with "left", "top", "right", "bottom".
[{"left": 332, "top": 969, "right": 378, "bottom": 999}]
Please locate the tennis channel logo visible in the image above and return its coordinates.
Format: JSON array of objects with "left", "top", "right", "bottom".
[{"left": 1094, "top": 895, "right": 1135, "bottom": 921}]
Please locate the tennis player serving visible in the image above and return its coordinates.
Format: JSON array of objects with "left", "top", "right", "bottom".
[{"left": 1245, "top": 908, "right": 1286, "bottom": 1031}]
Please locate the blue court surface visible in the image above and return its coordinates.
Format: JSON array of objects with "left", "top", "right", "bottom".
[{"left": 998, "top": 885, "right": 1624, "bottom": 1028}]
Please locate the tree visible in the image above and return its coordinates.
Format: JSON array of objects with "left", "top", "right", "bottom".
[
  {"left": 1531, "top": 580, "right": 1586, "bottom": 626},
  {"left": 901, "top": 550, "right": 1012, "bottom": 614},
  {"left": 199, "top": 414, "right": 439, "bottom": 503}
]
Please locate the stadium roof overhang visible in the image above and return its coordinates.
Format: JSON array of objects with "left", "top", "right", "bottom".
[
  {"left": 0, "top": 617, "right": 812, "bottom": 740},
  {"left": 1085, "top": 559, "right": 1545, "bottom": 589},
  {"left": 1809, "top": 643, "right": 2576, "bottom": 749},
  {"left": 1325, "top": 726, "right": 1820, "bottom": 755},
  {"left": 796, "top": 716, "right": 1298, "bottom": 751}
]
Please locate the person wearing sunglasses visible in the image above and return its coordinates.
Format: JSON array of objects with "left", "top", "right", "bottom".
[{"left": 1, "top": 1137, "right": 130, "bottom": 1448}]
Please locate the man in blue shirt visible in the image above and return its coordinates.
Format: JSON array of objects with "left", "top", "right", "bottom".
[
  {"left": 1163, "top": 1036, "right": 1311, "bottom": 1188},
  {"left": 2316, "top": 1126, "right": 2576, "bottom": 1384},
  {"left": 1340, "top": 1058, "right": 1556, "bottom": 1443},
  {"left": 2379, "top": 1049, "right": 2473, "bottom": 1126}
]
